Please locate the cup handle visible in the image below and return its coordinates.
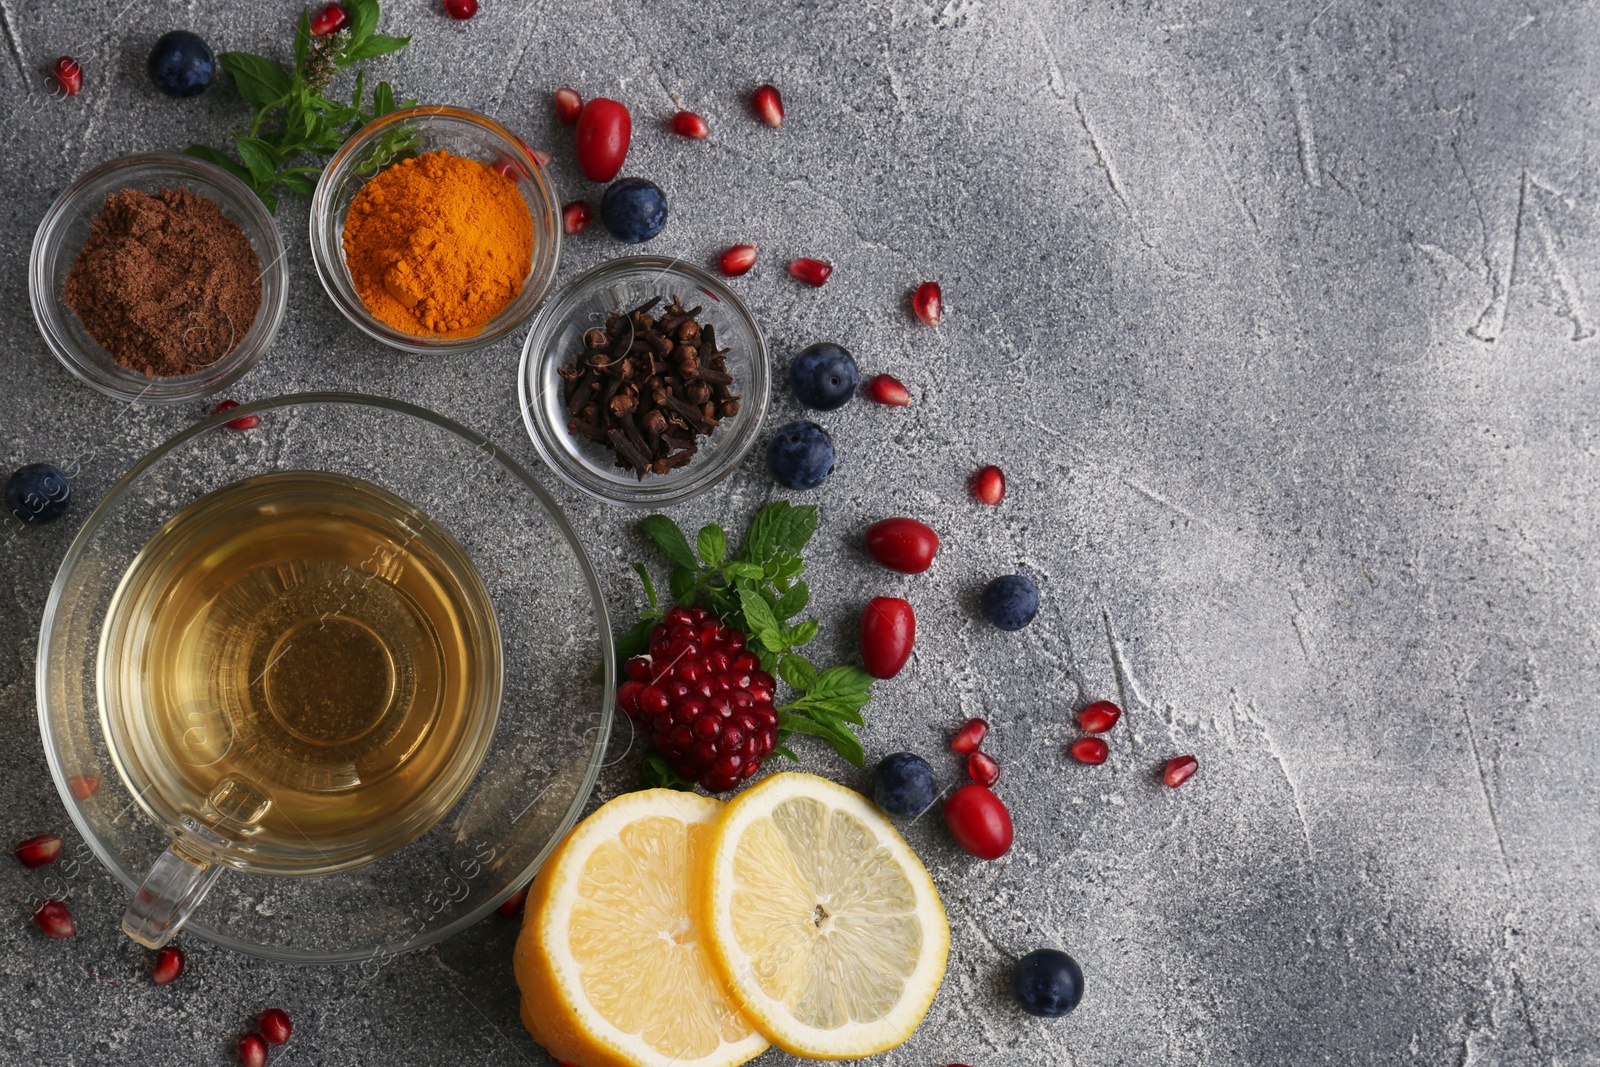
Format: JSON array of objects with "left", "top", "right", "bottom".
[{"left": 122, "top": 816, "right": 226, "bottom": 949}]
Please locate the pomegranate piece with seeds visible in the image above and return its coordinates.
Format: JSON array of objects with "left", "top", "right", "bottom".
[
  {"left": 151, "top": 946, "right": 186, "bottom": 985},
  {"left": 34, "top": 899, "right": 75, "bottom": 938},
  {"left": 968, "top": 750, "right": 1001, "bottom": 787},
  {"left": 237, "top": 1033, "right": 267, "bottom": 1067},
  {"left": 620, "top": 607, "right": 777, "bottom": 792},
  {"left": 866, "top": 373, "right": 911, "bottom": 406},
  {"left": 912, "top": 281, "right": 943, "bottom": 326},
  {"left": 258, "top": 1008, "right": 292, "bottom": 1046},
  {"left": 309, "top": 3, "right": 348, "bottom": 36},
  {"left": 443, "top": 0, "right": 478, "bottom": 19},
  {"left": 67, "top": 775, "right": 100, "bottom": 800},
  {"left": 54, "top": 56, "right": 82, "bottom": 96},
  {"left": 1070, "top": 737, "right": 1109, "bottom": 765},
  {"left": 670, "top": 110, "right": 709, "bottom": 139},
  {"left": 950, "top": 717, "right": 988, "bottom": 755},
  {"left": 562, "top": 200, "right": 591, "bottom": 235},
  {"left": 1164, "top": 754, "right": 1199, "bottom": 788},
  {"left": 1080, "top": 700, "right": 1121, "bottom": 734},
  {"left": 972, "top": 464, "right": 1005, "bottom": 505},
  {"left": 788, "top": 257, "right": 832, "bottom": 287},
  {"left": 750, "top": 84, "right": 784, "bottom": 127},
  {"left": 554, "top": 86, "right": 583, "bottom": 125},
  {"left": 214, "top": 400, "right": 259, "bottom": 431},
  {"left": 719, "top": 244, "right": 757, "bottom": 276},
  {"left": 14, "top": 833, "right": 62, "bottom": 868},
  {"left": 496, "top": 885, "right": 528, "bottom": 917}
]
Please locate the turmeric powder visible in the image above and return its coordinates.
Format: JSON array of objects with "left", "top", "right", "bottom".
[{"left": 342, "top": 150, "right": 534, "bottom": 337}]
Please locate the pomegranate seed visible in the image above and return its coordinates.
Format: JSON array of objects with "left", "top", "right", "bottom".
[
  {"left": 718, "top": 244, "right": 757, "bottom": 277},
  {"left": 1080, "top": 700, "right": 1122, "bottom": 734},
  {"left": 443, "top": 0, "right": 478, "bottom": 18},
  {"left": 67, "top": 775, "right": 100, "bottom": 800},
  {"left": 950, "top": 717, "right": 988, "bottom": 755},
  {"left": 562, "top": 200, "right": 591, "bottom": 235},
  {"left": 788, "top": 257, "right": 832, "bottom": 287},
  {"left": 151, "top": 945, "right": 186, "bottom": 984},
  {"left": 750, "top": 84, "right": 784, "bottom": 127},
  {"left": 237, "top": 1033, "right": 268, "bottom": 1067},
  {"left": 866, "top": 373, "right": 911, "bottom": 406},
  {"left": 490, "top": 156, "right": 522, "bottom": 181},
  {"left": 1070, "top": 737, "right": 1109, "bottom": 765},
  {"left": 1164, "top": 754, "right": 1199, "bottom": 788},
  {"left": 309, "top": 3, "right": 348, "bottom": 36},
  {"left": 496, "top": 884, "right": 528, "bottom": 917},
  {"left": 968, "top": 751, "right": 1001, "bottom": 787},
  {"left": 912, "top": 281, "right": 943, "bottom": 326},
  {"left": 258, "top": 1008, "right": 293, "bottom": 1045},
  {"left": 34, "top": 899, "right": 75, "bottom": 938},
  {"left": 54, "top": 56, "right": 82, "bottom": 96},
  {"left": 670, "top": 110, "right": 709, "bottom": 139},
  {"left": 972, "top": 465, "right": 1005, "bottom": 505},
  {"left": 554, "top": 87, "right": 583, "bottom": 126},
  {"left": 214, "top": 399, "right": 259, "bottom": 431},
  {"left": 14, "top": 833, "right": 62, "bottom": 868}
]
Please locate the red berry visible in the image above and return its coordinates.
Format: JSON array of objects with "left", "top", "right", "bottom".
[
  {"left": 750, "top": 84, "right": 784, "bottom": 127},
  {"left": 14, "top": 833, "right": 62, "bottom": 868},
  {"left": 443, "top": 0, "right": 478, "bottom": 18},
  {"left": 33, "top": 899, "right": 75, "bottom": 938},
  {"left": 1070, "top": 737, "right": 1109, "bottom": 765},
  {"left": 670, "top": 110, "right": 709, "bottom": 139},
  {"left": 309, "top": 3, "right": 348, "bottom": 36},
  {"left": 496, "top": 885, "right": 528, "bottom": 917},
  {"left": 968, "top": 750, "right": 1000, "bottom": 787},
  {"left": 788, "top": 257, "right": 832, "bottom": 287},
  {"left": 950, "top": 717, "right": 988, "bottom": 755},
  {"left": 1164, "top": 754, "right": 1199, "bottom": 788},
  {"left": 1080, "top": 700, "right": 1121, "bottom": 734},
  {"left": 944, "top": 784, "right": 1013, "bottom": 860},
  {"left": 574, "top": 97, "right": 631, "bottom": 182},
  {"left": 214, "top": 399, "right": 259, "bottom": 431},
  {"left": 562, "top": 201, "right": 591, "bottom": 235},
  {"left": 554, "top": 87, "right": 583, "bottom": 126},
  {"left": 860, "top": 596, "right": 915, "bottom": 680},
  {"left": 258, "top": 1008, "right": 293, "bottom": 1045},
  {"left": 972, "top": 465, "right": 1005, "bottom": 505},
  {"left": 866, "top": 374, "right": 911, "bottom": 406},
  {"left": 54, "top": 56, "right": 82, "bottom": 97},
  {"left": 237, "top": 1033, "right": 268, "bottom": 1067},
  {"left": 719, "top": 244, "right": 757, "bottom": 276},
  {"left": 67, "top": 775, "right": 101, "bottom": 800},
  {"left": 864, "top": 517, "right": 940, "bottom": 574},
  {"left": 151, "top": 945, "right": 186, "bottom": 984},
  {"left": 527, "top": 146, "right": 552, "bottom": 167},
  {"left": 912, "top": 281, "right": 943, "bottom": 326}
]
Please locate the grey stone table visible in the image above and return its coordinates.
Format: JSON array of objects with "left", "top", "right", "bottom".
[{"left": 3, "top": 0, "right": 1597, "bottom": 1063}]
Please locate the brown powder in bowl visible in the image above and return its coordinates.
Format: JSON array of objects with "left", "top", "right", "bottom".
[{"left": 63, "top": 187, "right": 263, "bottom": 377}]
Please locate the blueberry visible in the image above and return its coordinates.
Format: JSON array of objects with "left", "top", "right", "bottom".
[
  {"left": 1012, "top": 949, "right": 1084, "bottom": 1017},
  {"left": 765, "top": 421, "right": 835, "bottom": 490},
  {"left": 874, "top": 752, "right": 935, "bottom": 818},
  {"left": 7, "top": 463, "right": 71, "bottom": 524},
  {"left": 788, "top": 343, "right": 858, "bottom": 410},
  {"left": 147, "top": 31, "right": 215, "bottom": 98},
  {"left": 600, "top": 177, "right": 669, "bottom": 243},
  {"left": 982, "top": 574, "right": 1039, "bottom": 631}
]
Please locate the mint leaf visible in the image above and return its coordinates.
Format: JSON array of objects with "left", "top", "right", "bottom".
[
  {"left": 345, "top": 33, "right": 410, "bottom": 62},
  {"left": 786, "top": 619, "right": 819, "bottom": 647},
  {"left": 743, "top": 502, "right": 818, "bottom": 565},
  {"left": 668, "top": 566, "right": 696, "bottom": 605},
  {"left": 640, "top": 751, "right": 695, "bottom": 791},
  {"left": 780, "top": 713, "right": 864, "bottom": 767},
  {"left": 737, "top": 585, "right": 784, "bottom": 651},
  {"left": 777, "top": 654, "right": 817, "bottom": 691},
  {"left": 640, "top": 514, "right": 699, "bottom": 571},
  {"left": 220, "top": 52, "right": 292, "bottom": 110},
  {"left": 787, "top": 696, "right": 865, "bottom": 725},
  {"left": 185, "top": 144, "right": 254, "bottom": 185},
  {"left": 631, "top": 562, "right": 658, "bottom": 611},
  {"left": 372, "top": 80, "right": 396, "bottom": 116},
  {"left": 614, "top": 616, "right": 656, "bottom": 661},
  {"left": 723, "top": 562, "right": 765, "bottom": 581},
  {"left": 278, "top": 171, "right": 318, "bottom": 196},
  {"left": 774, "top": 581, "right": 809, "bottom": 620},
  {"left": 234, "top": 136, "right": 280, "bottom": 186},
  {"left": 809, "top": 666, "right": 874, "bottom": 709},
  {"left": 294, "top": 8, "right": 311, "bottom": 69},
  {"left": 697, "top": 524, "right": 727, "bottom": 566},
  {"left": 343, "top": 0, "right": 380, "bottom": 44},
  {"left": 771, "top": 744, "right": 799, "bottom": 762}
]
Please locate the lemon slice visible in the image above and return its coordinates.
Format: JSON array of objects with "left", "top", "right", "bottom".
[
  {"left": 513, "top": 789, "right": 769, "bottom": 1067},
  {"left": 699, "top": 772, "right": 950, "bottom": 1059}
]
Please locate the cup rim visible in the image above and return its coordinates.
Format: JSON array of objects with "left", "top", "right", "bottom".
[
  {"left": 518, "top": 255, "right": 772, "bottom": 508},
  {"left": 28, "top": 151, "right": 289, "bottom": 405},
  {"left": 36, "top": 391, "right": 615, "bottom": 963},
  {"left": 309, "top": 105, "right": 562, "bottom": 355}
]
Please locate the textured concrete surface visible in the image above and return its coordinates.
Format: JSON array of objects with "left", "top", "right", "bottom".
[{"left": 3, "top": 0, "right": 1599, "bottom": 1063}]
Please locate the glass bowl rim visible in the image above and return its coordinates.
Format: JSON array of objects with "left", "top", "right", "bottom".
[
  {"left": 36, "top": 391, "right": 615, "bottom": 963},
  {"left": 308, "top": 105, "right": 563, "bottom": 355},
  {"left": 517, "top": 255, "right": 771, "bottom": 508},
  {"left": 28, "top": 151, "right": 289, "bottom": 405}
]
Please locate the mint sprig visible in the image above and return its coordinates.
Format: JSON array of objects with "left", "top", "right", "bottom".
[
  {"left": 186, "top": 0, "right": 415, "bottom": 211},
  {"left": 619, "top": 502, "right": 873, "bottom": 772}
]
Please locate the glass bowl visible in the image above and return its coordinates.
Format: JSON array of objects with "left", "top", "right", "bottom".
[
  {"left": 310, "top": 106, "right": 561, "bottom": 354},
  {"left": 37, "top": 393, "right": 613, "bottom": 963},
  {"left": 519, "top": 256, "right": 770, "bottom": 507},
  {"left": 29, "top": 152, "right": 289, "bottom": 404}
]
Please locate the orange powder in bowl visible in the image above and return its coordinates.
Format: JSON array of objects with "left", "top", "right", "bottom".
[{"left": 342, "top": 150, "right": 534, "bottom": 337}]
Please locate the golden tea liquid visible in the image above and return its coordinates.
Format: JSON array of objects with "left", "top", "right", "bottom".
[{"left": 99, "top": 471, "right": 501, "bottom": 873}]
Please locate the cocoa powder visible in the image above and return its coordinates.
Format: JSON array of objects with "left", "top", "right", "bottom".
[{"left": 63, "top": 187, "right": 263, "bottom": 377}]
